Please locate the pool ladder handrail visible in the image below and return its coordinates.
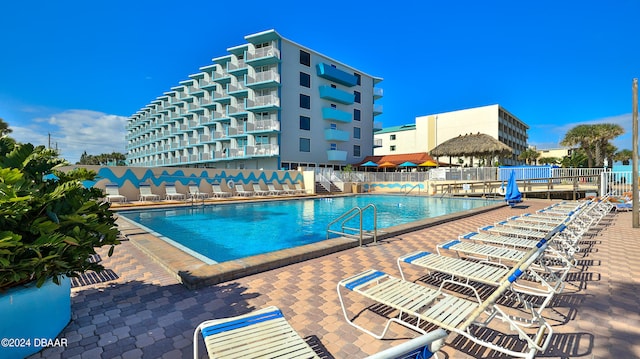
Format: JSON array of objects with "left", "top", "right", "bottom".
[
  {"left": 326, "top": 204, "right": 377, "bottom": 246},
  {"left": 401, "top": 184, "right": 421, "bottom": 195}
]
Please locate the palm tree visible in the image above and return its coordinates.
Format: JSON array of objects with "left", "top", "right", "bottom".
[
  {"left": 538, "top": 157, "right": 560, "bottom": 165},
  {"left": 560, "top": 125, "right": 597, "bottom": 167},
  {"left": 518, "top": 148, "right": 540, "bottom": 165},
  {"left": 561, "top": 149, "right": 588, "bottom": 168},
  {"left": 614, "top": 149, "right": 634, "bottom": 165},
  {"left": 0, "top": 118, "right": 12, "bottom": 137},
  {"left": 593, "top": 123, "right": 624, "bottom": 166},
  {"left": 561, "top": 123, "right": 624, "bottom": 167}
]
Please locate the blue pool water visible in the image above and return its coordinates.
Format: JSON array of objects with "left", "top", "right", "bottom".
[{"left": 119, "top": 195, "right": 496, "bottom": 263}]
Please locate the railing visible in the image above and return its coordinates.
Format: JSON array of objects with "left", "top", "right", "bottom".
[
  {"left": 326, "top": 204, "right": 377, "bottom": 246},
  {"left": 402, "top": 184, "right": 421, "bottom": 195},
  {"left": 316, "top": 172, "right": 332, "bottom": 193}
]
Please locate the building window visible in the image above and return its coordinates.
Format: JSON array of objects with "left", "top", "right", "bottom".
[
  {"left": 354, "top": 73, "right": 361, "bottom": 85},
  {"left": 354, "top": 145, "right": 361, "bottom": 157},
  {"left": 330, "top": 103, "right": 337, "bottom": 108},
  {"left": 353, "top": 109, "right": 361, "bottom": 121},
  {"left": 299, "top": 116, "right": 310, "bottom": 130},
  {"left": 390, "top": 134, "right": 396, "bottom": 140},
  {"left": 354, "top": 91, "right": 361, "bottom": 103},
  {"left": 300, "top": 50, "right": 311, "bottom": 67},
  {"left": 300, "top": 94, "right": 310, "bottom": 109},
  {"left": 353, "top": 127, "right": 361, "bottom": 139},
  {"left": 330, "top": 143, "right": 337, "bottom": 150},
  {"left": 299, "top": 72, "right": 310, "bottom": 88},
  {"left": 331, "top": 84, "right": 336, "bottom": 88},
  {"left": 299, "top": 138, "right": 310, "bottom": 152},
  {"left": 390, "top": 145, "right": 396, "bottom": 151}
]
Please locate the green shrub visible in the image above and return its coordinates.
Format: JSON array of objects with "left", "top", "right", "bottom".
[{"left": 0, "top": 141, "right": 120, "bottom": 291}]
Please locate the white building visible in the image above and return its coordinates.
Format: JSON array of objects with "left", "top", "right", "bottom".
[
  {"left": 126, "top": 29, "right": 383, "bottom": 170},
  {"left": 374, "top": 104, "right": 528, "bottom": 166}
]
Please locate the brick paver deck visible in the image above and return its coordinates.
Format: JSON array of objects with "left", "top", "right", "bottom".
[{"left": 28, "top": 199, "right": 640, "bottom": 358}]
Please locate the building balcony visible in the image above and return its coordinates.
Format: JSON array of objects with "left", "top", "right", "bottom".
[
  {"left": 227, "top": 60, "right": 248, "bottom": 75},
  {"left": 227, "top": 82, "right": 248, "bottom": 96},
  {"left": 212, "top": 111, "right": 230, "bottom": 121},
  {"left": 373, "top": 121, "right": 383, "bottom": 131},
  {"left": 247, "top": 119, "right": 280, "bottom": 133},
  {"left": 245, "top": 46, "right": 280, "bottom": 67},
  {"left": 189, "top": 86, "right": 205, "bottom": 97},
  {"left": 245, "top": 95, "right": 280, "bottom": 111},
  {"left": 213, "top": 70, "right": 232, "bottom": 84},
  {"left": 322, "top": 107, "right": 352, "bottom": 123},
  {"left": 374, "top": 87, "right": 383, "bottom": 99},
  {"left": 246, "top": 70, "right": 280, "bottom": 89},
  {"left": 373, "top": 104, "right": 383, "bottom": 116},
  {"left": 227, "top": 126, "right": 246, "bottom": 137},
  {"left": 324, "top": 128, "right": 349, "bottom": 142},
  {"left": 373, "top": 138, "right": 383, "bottom": 148},
  {"left": 227, "top": 103, "right": 247, "bottom": 117},
  {"left": 316, "top": 63, "right": 358, "bottom": 87},
  {"left": 200, "top": 98, "right": 216, "bottom": 108},
  {"left": 213, "top": 90, "right": 231, "bottom": 104},
  {"left": 326, "top": 150, "right": 347, "bottom": 162},
  {"left": 246, "top": 144, "right": 279, "bottom": 157},
  {"left": 319, "top": 85, "right": 354, "bottom": 105},
  {"left": 199, "top": 79, "right": 218, "bottom": 90}
]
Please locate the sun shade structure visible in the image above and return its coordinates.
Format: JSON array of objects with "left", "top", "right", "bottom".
[
  {"left": 430, "top": 133, "right": 513, "bottom": 158},
  {"left": 418, "top": 160, "right": 438, "bottom": 167},
  {"left": 360, "top": 160, "right": 379, "bottom": 167},
  {"left": 398, "top": 161, "right": 417, "bottom": 167},
  {"left": 378, "top": 161, "right": 397, "bottom": 168}
]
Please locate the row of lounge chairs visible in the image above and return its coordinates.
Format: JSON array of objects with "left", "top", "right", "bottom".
[
  {"left": 192, "top": 198, "right": 612, "bottom": 358},
  {"left": 103, "top": 182, "right": 306, "bottom": 203}
]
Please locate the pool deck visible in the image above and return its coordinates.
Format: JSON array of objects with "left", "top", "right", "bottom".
[{"left": 28, "top": 198, "right": 640, "bottom": 359}]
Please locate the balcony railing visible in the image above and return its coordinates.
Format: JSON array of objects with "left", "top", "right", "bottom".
[
  {"left": 246, "top": 94, "right": 280, "bottom": 108},
  {"left": 246, "top": 144, "right": 279, "bottom": 156},
  {"left": 247, "top": 119, "right": 280, "bottom": 132},
  {"left": 246, "top": 46, "right": 280, "bottom": 61},
  {"left": 246, "top": 70, "right": 280, "bottom": 85}
]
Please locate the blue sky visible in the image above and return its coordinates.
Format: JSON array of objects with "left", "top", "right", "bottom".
[{"left": 1, "top": 0, "right": 638, "bottom": 163}]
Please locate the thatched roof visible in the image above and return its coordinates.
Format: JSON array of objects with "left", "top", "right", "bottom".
[{"left": 430, "top": 133, "right": 513, "bottom": 157}]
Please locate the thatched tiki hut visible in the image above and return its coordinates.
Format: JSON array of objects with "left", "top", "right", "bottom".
[{"left": 430, "top": 133, "right": 513, "bottom": 166}]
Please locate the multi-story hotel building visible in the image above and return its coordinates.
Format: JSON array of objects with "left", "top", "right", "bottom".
[
  {"left": 126, "top": 29, "right": 383, "bottom": 170},
  {"left": 374, "top": 104, "right": 528, "bottom": 166}
]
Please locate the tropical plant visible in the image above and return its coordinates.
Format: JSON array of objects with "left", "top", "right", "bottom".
[
  {"left": 538, "top": 157, "right": 560, "bottom": 165},
  {"left": 0, "top": 139, "right": 120, "bottom": 291},
  {"left": 0, "top": 118, "right": 12, "bottom": 137},
  {"left": 78, "top": 151, "right": 127, "bottom": 166},
  {"left": 613, "top": 149, "right": 635, "bottom": 165},
  {"left": 518, "top": 148, "right": 540, "bottom": 165},
  {"left": 560, "top": 123, "right": 624, "bottom": 167},
  {"left": 560, "top": 149, "right": 588, "bottom": 168}
]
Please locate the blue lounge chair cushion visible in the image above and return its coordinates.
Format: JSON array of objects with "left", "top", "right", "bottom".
[
  {"left": 201, "top": 309, "right": 284, "bottom": 338},
  {"left": 403, "top": 252, "right": 431, "bottom": 263},
  {"left": 345, "top": 271, "right": 385, "bottom": 291}
]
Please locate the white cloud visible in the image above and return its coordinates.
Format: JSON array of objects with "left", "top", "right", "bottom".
[{"left": 11, "top": 109, "right": 128, "bottom": 164}]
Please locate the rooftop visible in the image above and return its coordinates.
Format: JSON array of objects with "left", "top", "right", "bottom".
[{"left": 28, "top": 199, "right": 640, "bottom": 359}]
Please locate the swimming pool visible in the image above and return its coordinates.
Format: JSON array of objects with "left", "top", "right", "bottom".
[{"left": 119, "top": 195, "right": 497, "bottom": 264}]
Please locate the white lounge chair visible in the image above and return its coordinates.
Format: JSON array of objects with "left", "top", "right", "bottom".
[
  {"left": 164, "top": 184, "right": 186, "bottom": 200},
  {"left": 211, "top": 184, "right": 232, "bottom": 198},
  {"left": 234, "top": 184, "right": 253, "bottom": 197},
  {"left": 193, "top": 305, "right": 448, "bottom": 359},
  {"left": 188, "top": 185, "right": 209, "bottom": 200},
  {"left": 138, "top": 184, "right": 159, "bottom": 202},
  {"left": 252, "top": 183, "right": 271, "bottom": 196},
  {"left": 104, "top": 184, "right": 127, "bottom": 203},
  {"left": 267, "top": 183, "right": 286, "bottom": 195}
]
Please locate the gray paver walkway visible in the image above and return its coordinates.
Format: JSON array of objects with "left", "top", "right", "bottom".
[{"left": 27, "top": 199, "right": 640, "bottom": 358}]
